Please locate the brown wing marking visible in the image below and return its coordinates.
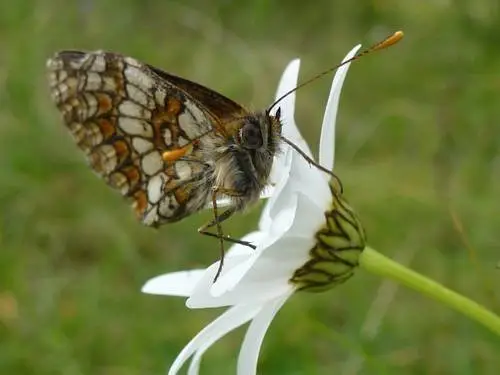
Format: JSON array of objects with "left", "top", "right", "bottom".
[
  {"left": 47, "top": 50, "right": 214, "bottom": 225},
  {"left": 147, "top": 65, "right": 248, "bottom": 137}
]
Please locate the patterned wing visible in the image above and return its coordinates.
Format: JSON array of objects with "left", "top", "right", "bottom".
[
  {"left": 147, "top": 65, "right": 247, "bottom": 128},
  {"left": 47, "top": 50, "right": 220, "bottom": 226}
]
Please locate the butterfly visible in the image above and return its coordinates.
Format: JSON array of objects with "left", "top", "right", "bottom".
[
  {"left": 46, "top": 33, "right": 402, "bottom": 280},
  {"left": 46, "top": 50, "right": 295, "bottom": 279}
]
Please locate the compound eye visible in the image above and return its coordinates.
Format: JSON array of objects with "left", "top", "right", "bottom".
[{"left": 240, "top": 123, "right": 263, "bottom": 149}]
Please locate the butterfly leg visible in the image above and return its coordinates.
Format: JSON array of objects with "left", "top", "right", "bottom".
[
  {"left": 198, "top": 208, "right": 257, "bottom": 247},
  {"left": 198, "top": 187, "right": 256, "bottom": 282}
]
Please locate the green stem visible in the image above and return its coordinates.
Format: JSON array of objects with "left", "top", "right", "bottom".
[{"left": 359, "top": 246, "right": 500, "bottom": 336}]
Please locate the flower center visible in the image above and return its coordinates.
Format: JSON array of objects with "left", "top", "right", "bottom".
[{"left": 290, "top": 180, "right": 366, "bottom": 292}]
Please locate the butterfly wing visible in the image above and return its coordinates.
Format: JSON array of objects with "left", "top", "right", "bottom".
[
  {"left": 147, "top": 66, "right": 246, "bottom": 119},
  {"left": 47, "top": 50, "right": 234, "bottom": 226}
]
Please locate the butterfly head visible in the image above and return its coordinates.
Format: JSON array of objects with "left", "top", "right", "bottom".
[{"left": 236, "top": 107, "right": 282, "bottom": 157}]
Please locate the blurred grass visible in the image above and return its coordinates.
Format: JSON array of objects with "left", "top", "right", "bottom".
[{"left": 1, "top": 0, "right": 499, "bottom": 374}]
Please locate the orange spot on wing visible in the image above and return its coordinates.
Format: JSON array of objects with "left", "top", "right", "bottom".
[
  {"left": 133, "top": 190, "right": 148, "bottom": 217},
  {"left": 162, "top": 144, "right": 192, "bottom": 162},
  {"left": 122, "top": 165, "right": 141, "bottom": 187},
  {"left": 174, "top": 187, "right": 190, "bottom": 205},
  {"left": 97, "top": 118, "right": 116, "bottom": 139},
  {"left": 150, "top": 98, "right": 184, "bottom": 149},
  {"left": 167, "top": 97, "right": 182, "bottom": 115},
  {"left": 152, "top": 112, "right": 172, "bottom": 126},
  {"left": 152, "top": 111, "right": 176, "bottom": 149},
  {"left": 95, "top": 93, "right": 113, "bottom": 115},
  {"left": 113, "top": 140, "right": 130, "bottom": 163}
]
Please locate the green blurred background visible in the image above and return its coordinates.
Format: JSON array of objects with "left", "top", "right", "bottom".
[{"left": 1, "top": 0, "right": 499, "bottom": 374}]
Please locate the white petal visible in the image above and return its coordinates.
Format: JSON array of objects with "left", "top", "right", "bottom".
[
  {"left": 261, "top": 140, "right": 331, "bottom": 244},
  {"left": 186, "top": 253, "right": 291, "bottom": 308},
  {"left": 143, "top": 232, "right": 263, "bottom": 299},
  {"left": 319, "top": 44, "right": 362, "bottom": 174},
  {"left": 268, "top": 59, "right": 313, "bottom": 208},
  {"left": 285, "top": 189, "right": 327, "bottom": 237},
  {"left": 236, "top": 236, "right": 310, "bottom": 284},
  {"left": 265, "top": 136, "right": 331, "bottom": 236},
  {"left": 141, "top": 270, "right": 205, "bottom": 297},
  {"left": 210, "top": 256, "right": 256, "bottom": 297},
  {"left": 226, "top": 231, "right": 264, "bottom": 257},
  {"left": 187, "top": 252, "right": 293, "bottom": 308},
  {"left": 189, "top": 278, "right": 292, "bottom": 309},
  {"left": 194, "top": 232, "right": 301, "bottom": 307},
  {"left": 272, "top": 59, "right": 311, "bottom": 154},
  {"left": 271, "top": 59, "right": 300, "bottom": 140},
  {"left": 234, "top": 195, "right": 323, "bottom": 287},
  {"left": 244, "top": 194, "right": 326, "bottom": 279},
  {"left": 187, "top": 352, "right": 203, "bottom": 375},
  {"left": 237, "top": 292, "right": 293, "bottom": 375},
  {"left": 186, "top": 305, "right": 259, "bottom": 375},
  {"left": 187, "top": 339, "right": 214, "bottom": 375},
  {"left": 212, "top": 231, "right": 267, "bottom": 297},
  {"left": 168, "top": 304, "right": 261, "bottom": 375},
  {"left": 286, "top": 146, "right": 331, "bottom": 210},
  {"left": 260, "top": 147, "right": 294, "bottom": 232},
  {"left": 269, "top": 58, "right": 301, "bottom": 186},
  {"left": 266, "top": 191, "right": 298, "bottom": 240},
  {"left": 211, "top": 219, "right": 314, "bottom": 299},
  {"left": 222, "top": 179, "right": 329, "bottom": 295},
  {"left": 186, "top": 255, "right": 253, "bottom": 308}
]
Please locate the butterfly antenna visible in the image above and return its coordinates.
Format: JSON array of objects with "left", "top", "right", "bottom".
[
  {"left": 270, "top": 31, "right": 404, "bottom": 189},
  {"left": 267, "top": 30, "right": 404, "bottom": 114}
]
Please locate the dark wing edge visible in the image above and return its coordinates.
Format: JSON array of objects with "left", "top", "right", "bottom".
[{"left": 147, "top": 64, "right": 248, "bottom": 123}]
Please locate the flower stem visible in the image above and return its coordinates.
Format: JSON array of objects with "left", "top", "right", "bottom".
[{"left": 360, "top": 246, "right": 500, "bottom": 336}]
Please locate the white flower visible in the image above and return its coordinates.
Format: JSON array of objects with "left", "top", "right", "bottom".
[{"left": 142, "top": 44, "right": 366, "bottom": 375}]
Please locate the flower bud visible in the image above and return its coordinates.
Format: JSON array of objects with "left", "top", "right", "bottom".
[{"left": 290, "top": 180, "right": 366, "bottom": 292}]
